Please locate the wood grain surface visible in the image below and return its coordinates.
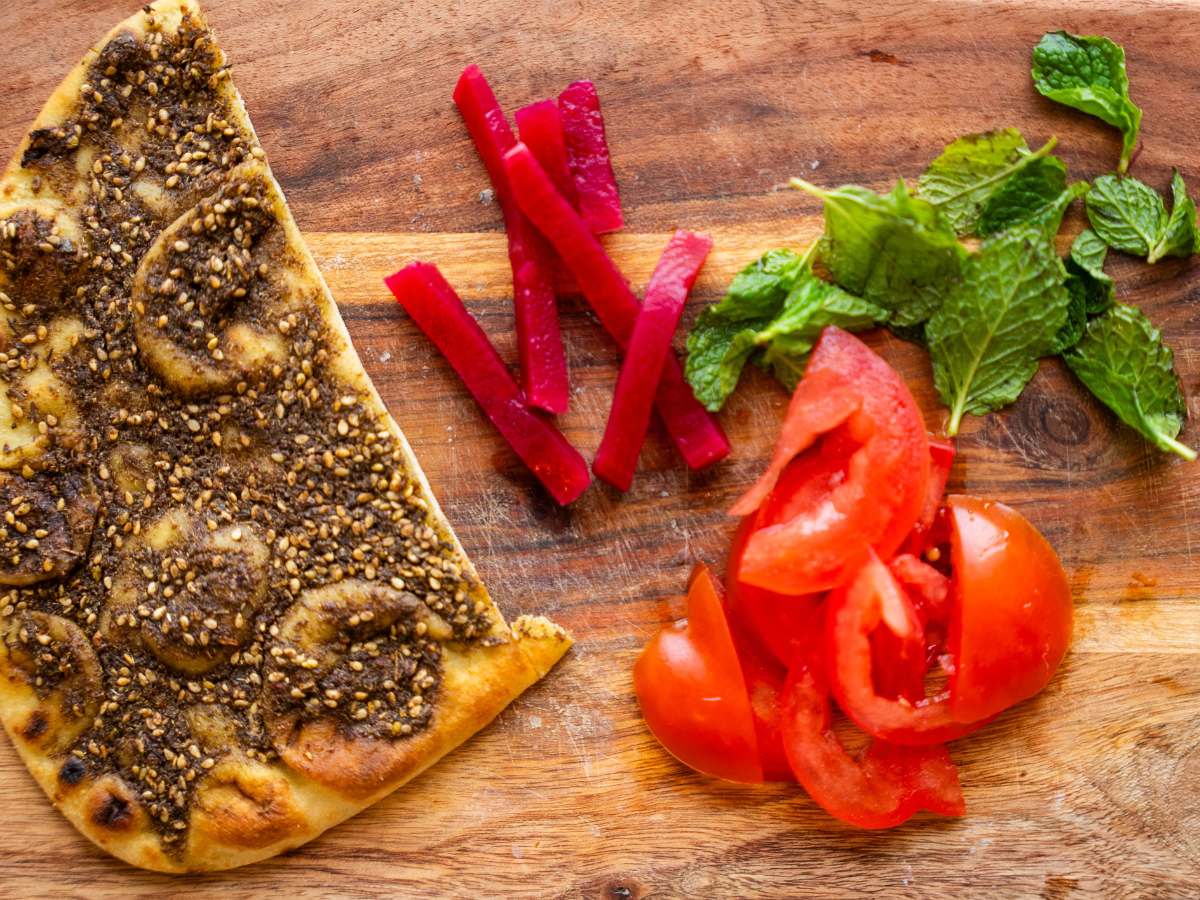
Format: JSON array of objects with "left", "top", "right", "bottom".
[{"left": 3, "top": 0, "right": 1200, "bottom": 896}]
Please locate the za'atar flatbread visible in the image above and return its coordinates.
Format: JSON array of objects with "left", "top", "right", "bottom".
[{"left": 0, "top": 0, "right": 570, "bottom": 872}]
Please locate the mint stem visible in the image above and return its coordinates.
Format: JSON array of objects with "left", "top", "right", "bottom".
[{"left": 1159, "top": 432, "right": 1197, "bottom": 461}]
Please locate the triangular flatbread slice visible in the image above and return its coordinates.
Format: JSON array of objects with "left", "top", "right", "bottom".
[{"left": 0, "top": 0, "right": 570, "bottom": 872}]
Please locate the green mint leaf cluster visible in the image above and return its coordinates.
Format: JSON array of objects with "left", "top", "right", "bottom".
[
  {"left": 683, "top": 250, "right": 884, "bottom": 411},
  {"left": 790, "top": 178, "right": 967, "bottom": 327},
  {"left": 927, "top": 226, "right": 1070, "bottom": 433},
  {"left": 686, "top": 30, "right": 1195, "bottom": 459},
  {"left": 1086, "top": 170, "right": 1199, "bottom": 262},
  {"left": 1032, "top": 31, "right": 1142, "bottom": 174},
  {"left": 1065, "top": 304, "right": 1195, "bottom": 459},
  {"left": 917, "top": 129, "right": 1055, "bottom": 235}
]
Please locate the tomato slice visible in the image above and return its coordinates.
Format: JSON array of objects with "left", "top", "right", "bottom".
[
  {"left": 731, "top": 328, "right": 930, "bottom": 595},
  {"left": 826, "top": 550, "right": 995, "bottom": 745},
  {"left": 903, "top": 438, "right": 956, "bottom": 555},
  {"left": 727, "top": 513, "right": 824, "bottom": 668},
  {"left": 726, "top": 611, "right": 797, "bottom": 782},
  {"left": 781, "top": 603, "right": 965, "bottom": 828},
  {"left": 633, "top": 564, "right": 764, "bottom": 783},
  {"left": 945, "top": 496, "right": 1073, "bottom": 724},
  {"left": 868, "top": 554, "right": 949, "bottom": 705}
]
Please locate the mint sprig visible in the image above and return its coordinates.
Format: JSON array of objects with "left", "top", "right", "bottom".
[
  {"left": 926, "top": 226, "right": 1070, "bottom": 434},
  {"left": 1032, "top": 31, "right": 1142, "bottom": 174},
  {"left": 790, "top": 178, "right": 966, "bottom": 328},
  {"left": 1065, "top": 304, "right": 1195, "bottom": 459}
]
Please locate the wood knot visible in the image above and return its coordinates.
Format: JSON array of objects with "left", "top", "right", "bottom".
[{"left": 1039, "top": 398, "right": 1091, "bottom": 447}]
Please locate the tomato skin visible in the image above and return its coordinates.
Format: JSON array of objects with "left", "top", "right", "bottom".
[
  {"left": 633, "top": 565, "right": 764, "bottom": 784},
  {"left": 826, "top": 551, "right": 994, "bottom": 745},
  {"left": 726, "top": 612, "right": 797, "bottom": 782},
  {"left": 946, "top": 496, "right": 1073, "bottom": 724},
  {"left": 780, "top": 604, "right": 965, "bottom": 829},
  {"left": 727, "top": 513, "right": 824, "bottom": 668},
  {"left": 731, "top": 328, "right": 930, "bottom": 595}
]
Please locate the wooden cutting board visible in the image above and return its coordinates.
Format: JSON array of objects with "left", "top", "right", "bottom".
[{"left": 2, "top": 0, "right": 1200, "bottom": 896}]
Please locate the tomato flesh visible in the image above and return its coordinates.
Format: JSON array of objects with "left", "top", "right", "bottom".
[
  {"left": 780, "top": 604, "right": 965, "bottom": 829},
  {"left": 826, "top": 551, "right": 994, "bottom": 745},
  {"left": 727, "top": 513, "right": 824, "bottom": 668},
  {"left": 731, "top": 328, "right": 930, "bottom": 595},
  {"left": 946, "top": 496, "right": 1073, "bottom": 724},
  {"left": 726, "top": 610, "right": 797, "bottom": 782},
  {"left": 903, "top": 438, "right": 956, "bottom": 555},
  {"left": 633, "top": 564, "right": 763, "bottom": 783}
]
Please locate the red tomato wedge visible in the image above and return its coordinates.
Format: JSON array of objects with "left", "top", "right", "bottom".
[
  {"left": 903, "top": 438, "right": 955, "bottom": 555},
  {"left": 727, "top": 513, "right": 824, "bottom": 668},
  {"left": 726, "top": 430, "right": 949, "bottom": 669},
  {"left": 633, "top": 564, "right": 763, "bottom": 783},
  {"left": 826, "top": 550, "right": 995, "bottom": 745},
  {"left": 731, "top": 328, "right": 930, "bottom": 595},
  {"left": 781, "top": 604, "right": 965, "bottom": 829},
  {"left": 946, "top": 496, "right": 1074, "bottom": 724},
  {"left": 726, "top": 609, "right": 797, "bottom": 782}
]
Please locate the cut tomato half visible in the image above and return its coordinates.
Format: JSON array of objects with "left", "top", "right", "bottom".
[{"left": 946, "top": 496, "right": 1073, "bottom": 724}]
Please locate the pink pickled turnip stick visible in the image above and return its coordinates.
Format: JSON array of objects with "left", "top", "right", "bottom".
[
  {"left": 503, "top": 142, "right": 730, "bottom": 470},
  {"left": 454, "top": 66, "right": 569, "bottom": 414},
  {"left": 515, "top": 99, "right": 580, "bottom": 212},
  {"left": 385, "top": 262, "right": 590, "bottom": 505},
  {"left": 593, "top": 230, "right": 713, "bottom": 490},
  {"left": 558, "top": 79, "right": 624, "bottom": 234}
]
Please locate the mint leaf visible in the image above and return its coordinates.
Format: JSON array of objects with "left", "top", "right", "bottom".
[
  {"left": 1148, "top": 168, "right": 1200, "bottom": 263},
  {"left": 1032, "top": 31, "right": 1142, "bottom": 174},
  {"left": 684, "top": 246, "right": 815, "bottom": 409},
  {"left": 759, "top": 273, "right": 885, "bottom": 343},
  {"left": 685, "top": 309, "right": 771, "bottom": 411},
  {"left": 1065, "top": 303, "right": 1195, "bottom": 459},
  {"left": 1053, "top": 275, "right": 1088, "bottom": 354},
  {"left": 792, "top": 177, "right": 967, "bottom": 327},
  {"left": 755, "top": 344, "right": 810, "bottom": 392},
  {"left": 926, "top": 226, "right": 1071, "bottom": 433},
  {"left": 1067, "top": 229, "right": 1115, "bottom": 313},
  {"left": 716, "top": 248, "right": 807, "bottom": 320},
  {"left": 1016, "top": 180, "right": 1091, "bottom": 243},
  {"left": 1086, "top": 174, "right": 1167, "bottom": 257},
  {"left": 918, "top": 129, "right": 1056, "bottom": 235},
  {"left": 978, "top": 156, "right": 1067, "bottom": 236},
  {"left": 684, "top": 266, "right": 885, "bottom": 409},
  {"left": 888, "top": 321, "right": 929, "bottom": 348},
  {"left": 757, "top": 279, "right": 885, "bottom": 389}
]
